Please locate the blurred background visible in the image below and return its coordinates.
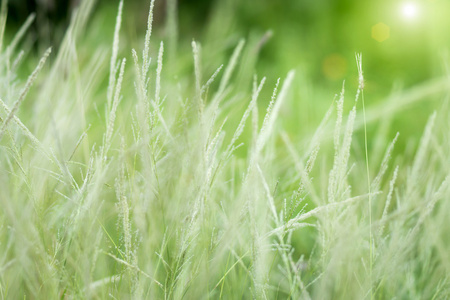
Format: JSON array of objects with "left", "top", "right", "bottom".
[
  {"left": 5, "top": 0, "right": 450, "bottom": 147},
  {"left": 7, "top": 0, "right": 450, "bottom": 83}
]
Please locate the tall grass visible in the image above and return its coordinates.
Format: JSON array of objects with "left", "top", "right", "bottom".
[{"left": 0, "top": 0, "right": 449, "bottom": 299}]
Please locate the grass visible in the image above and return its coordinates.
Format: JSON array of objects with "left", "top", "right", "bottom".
[{"left": 1, "top": 0, "right": 450, "bottom": 299}]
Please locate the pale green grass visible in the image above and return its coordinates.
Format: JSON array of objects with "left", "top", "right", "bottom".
[{"left": 0, "top": 0, "right": 449, "bottom": 299}]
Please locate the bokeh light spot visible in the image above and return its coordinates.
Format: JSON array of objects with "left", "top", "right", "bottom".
[
  {"left": 401, "top": 3, "right": 419, "bottom": 19},
  {"left": 371, "top": 22, "right": 390, "bottom": 42},
  {"left": 322, "top": 54, "right": 348, "bottom": 81}
]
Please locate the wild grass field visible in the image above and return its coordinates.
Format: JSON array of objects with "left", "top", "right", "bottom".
[{"left": 0, "top": 0, "right": 449, "bottom": 299}]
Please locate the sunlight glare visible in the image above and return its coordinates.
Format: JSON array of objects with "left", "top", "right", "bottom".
[{"left": 401, "top": 3, "right": 419, "bottom": 19}]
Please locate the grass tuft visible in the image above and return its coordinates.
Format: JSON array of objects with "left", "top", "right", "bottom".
[{"left": 0, "top": 1, "right": 449, "bottom": 299}]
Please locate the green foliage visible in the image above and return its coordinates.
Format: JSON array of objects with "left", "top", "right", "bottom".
[{"left": 0, "top": 0, "right": 449, "bottom": 299}]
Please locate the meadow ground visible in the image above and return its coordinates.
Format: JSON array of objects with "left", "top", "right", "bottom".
[{"left": 0, "top": 0, "right": 449, "bottom": 299}]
